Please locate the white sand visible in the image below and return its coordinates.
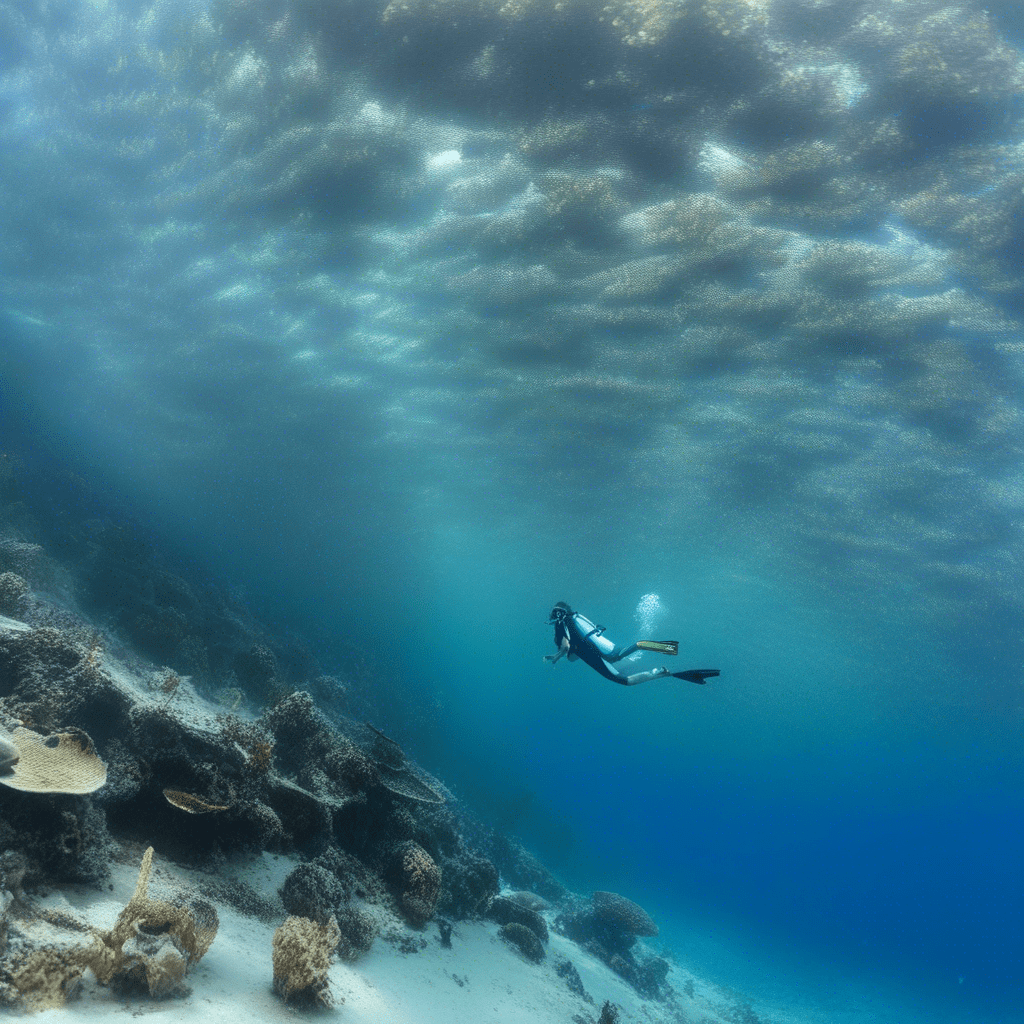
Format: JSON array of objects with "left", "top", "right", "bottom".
[{"left": 21, "top": 846, "right": 775, "bottom": 1024}]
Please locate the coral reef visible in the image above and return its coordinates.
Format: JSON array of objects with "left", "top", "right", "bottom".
[{"left": 0, "top": 519, "right": 684, "bottom": 1010}]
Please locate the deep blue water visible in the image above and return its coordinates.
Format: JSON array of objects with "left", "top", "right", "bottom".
[{"left": 2, "top": 1, "right": 1024, "bottom": 1020}]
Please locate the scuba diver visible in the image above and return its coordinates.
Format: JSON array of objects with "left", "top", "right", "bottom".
[{"left": 545, "top": 602, "right": 719, "bottom": 687}]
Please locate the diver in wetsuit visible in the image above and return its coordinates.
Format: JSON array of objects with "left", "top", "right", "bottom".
[{"left": 544, "top": 602, "right": 719, "bottom": 686}]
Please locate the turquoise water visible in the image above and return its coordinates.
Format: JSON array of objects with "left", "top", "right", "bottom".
[{"left": 2, "top": 1, "right": 1023, "bottom": 1020}]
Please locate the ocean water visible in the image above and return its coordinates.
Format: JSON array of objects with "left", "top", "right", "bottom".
[{"left": 1, "top": 1, "right": 1023, "bottom": 1021}]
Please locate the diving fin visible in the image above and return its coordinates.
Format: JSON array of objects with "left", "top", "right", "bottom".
[
  {"left": 635, "top": 640, "right": 678, "bottom": 655},
  {"left": 672, "top": 669, "right": 720, "bottom": 684}
]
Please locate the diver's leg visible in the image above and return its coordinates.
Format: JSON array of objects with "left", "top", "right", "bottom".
[
  {"left": 608, "top": 641, "right": 679, "bottom": 660},
  {"left": 615, "top": 666, "right": 671, "bottom": 686},
  {"left": 604, "top": 642, "right": 639, "bottom": 663},
  {"left": 606, "top": 661, "right": 720, "bottom": 686}
]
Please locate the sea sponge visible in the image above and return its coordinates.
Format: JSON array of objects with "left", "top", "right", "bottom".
[
  {"left": 389, "top": 841, "right": 441, "bottom": 926},
  {"left": 271, "top": 915, "right": 340, "bottom": 1007},
  {"left": 499, "top": 921, "right": 545, "bottom": 963},
  {"left": 9, "top": 948, "right": 86, "bottom": 1010}
]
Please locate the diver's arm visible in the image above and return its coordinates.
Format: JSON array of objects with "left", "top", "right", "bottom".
[{"left": 544, "top": 635, "right": 570, "bottom": 664}]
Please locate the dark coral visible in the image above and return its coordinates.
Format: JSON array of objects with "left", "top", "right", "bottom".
[
  {"left": 387, "top": 841, "right": 441, "bottom": 926},
  {"left": 557, "top": 891, "right": 667, "bottom": 1001},
  {"left": 322, "top": 738, "right": 378, "bottom": 791},
  {"left": 334, "top": 905, "right": 377, "bottom": 961},
  {"left": 486, "top": 894, "right": 548, "bottom": 943},
  {"left": 0, "top": 626, "right": 125, "bottom": 735},
  {"left": 233, "top": 643, "right": 277, "bottom": 694},
  {"left": 279, "top": 863, "right": 344, "bottom": 925},
  {"left": 602, "top": 952, "right": 670, "bottom": 1000},
  {"left": 554, "top": 955, "right": 592, "bottom": 1003},
  {"left": 313, "top": 845, "right": 381, "bottom": 903},
  {"left": 261, "top": 691, "right": 334, "bottom": 770},
  {"left": 634, "top": 955, "right": 670, "bottom": 1000},
  {"left": 498, "top": 921, "right": 544, "bottom": 963},
  {"left": 0, "top": 792, "right": 113, "bottom": 884},
  {"left": 438, "top": 849, "right": 499, "bottom": 919},
  {"left": 592, "top": 890, "right": 658, "bottom": 937}
]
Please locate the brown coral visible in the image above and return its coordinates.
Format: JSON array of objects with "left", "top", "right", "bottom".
[
  {"left": 271, "top": 915, "right": 340, "bottom": 1007},
  {"left": 10, "top": 847, "right": 218, "bottom": 1007},
  {"left": 390, "top": 841, "right": 441, "bottom": 926}
]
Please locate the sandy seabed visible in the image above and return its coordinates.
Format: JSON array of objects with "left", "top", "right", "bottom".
[{"left": 22, "top": 848, "right": 726, "bottom": 1024}]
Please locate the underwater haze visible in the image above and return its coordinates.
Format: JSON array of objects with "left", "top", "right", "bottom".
[{"left": 2, "top": 0, "right": 1023, "bottom": 1020}]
